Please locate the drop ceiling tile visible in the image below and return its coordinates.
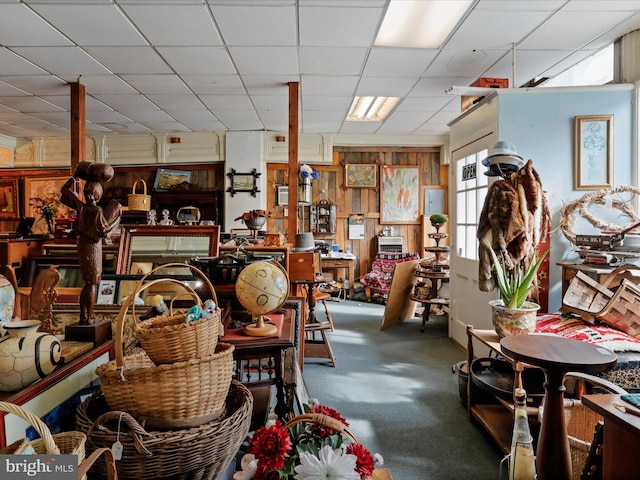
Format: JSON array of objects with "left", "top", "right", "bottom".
[
  {"left": 157, "top": 46, "right": 236, "bottom": 75},
  {"left": 395, "top": 96, "right": 451, "bottom": 113},
  {"left": 29, "top": 111, "right": 70, "bottom": 127},
  {"left": 229, "top": 46, "right": 298, "bottom": 76},
  {"left": 339, "top": 121, "right": 380, "bottom": 134},
  {"left": 300, "top": 75, "right": 358, "bottom": 96},
  {"left": 121, "top": 109, "right": 175, "bottom": 123},
  {"left": 299, "top": 47, "right": 367, "bottom": 76},
  {"left": 427, "top": 49, "right": 505, "bottom": 78},
  {"left": 118, "top": 74, "right": 191, "bottom": 95},
  {"left": 355, "top": 77, "right": 417, "bottom": 97},
  {"left": 215, "top": 110, "right": 262, "bottom": 130},
  {"left": 67, "top": 75, "right": 139, "bottom": 95},
  {"left": 0, "top": 75, "right": 68, "bottom": 96},
  {"left": 0, "top": 95, "right": 64, "bottom": 113},
  {"left": 182, "top": 75, "right": 246, "bottom": 95},
  {"left": 212, "top": 4, "right": 296, "bottom": 46},
  {"left": 120, "top": 4, "right": 223, "bottom": 46},
  {"left": 363, "top": 48, "right": 437, "bottom": 77},
  {"left": 139, "top": 121, "right": 190, "bottom": 132},
  {"left": 27, "top": 4, "right": 147, "bottom": 46},
  {"left": 84, "top": 47, "right": 173, "bottom": 75},
  {"left": 90, "top": 94, "right": 159, "bottom": 111},
  {"left": 0, "top": 4, "right": 72, "bottom": 47},
  {"left": 299, "top": 4, "right": 383, "bottom": 47},
  {"left": 243, "top": 75, "right": 300, "bottom": 95},
  {"left": 198, "top": 95, "right": 254, "bottom": 111},
  {"left": 86, "top": 110, "right": 137, "bottom": 124},
  {"left": 302, "top": 95, "right": 352, "bottom": 111},
  {"left": 11, "top": 47, "right": 112, "bottom": 76},
  {"left": 145, "top": 94, "right": 206, "bottom": 111},
  {"left": 0, "top": 50, "right": 49, "bottom": 76}
]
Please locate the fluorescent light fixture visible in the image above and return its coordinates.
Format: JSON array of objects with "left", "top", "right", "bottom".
[
  {"left": 346, "top": 96, "right": 401, "bottom": 122},
  {"left": 445, "top": 86, "right": 498, "bottom": 96},
  {"left": 375, "top": 0, "right": 473, "bottom": 48}
]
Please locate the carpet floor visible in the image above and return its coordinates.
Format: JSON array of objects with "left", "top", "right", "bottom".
[{"left": 300, "top": 300, "right": 505, "bottom": 480}]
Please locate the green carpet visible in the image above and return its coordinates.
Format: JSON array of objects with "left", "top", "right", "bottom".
[{"left": 301, "top": 300, "right": 505, "bottom": 479}]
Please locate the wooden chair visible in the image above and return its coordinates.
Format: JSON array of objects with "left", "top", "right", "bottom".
[{"left": 303, "top": 286, "right": 336, "bottom": 367}]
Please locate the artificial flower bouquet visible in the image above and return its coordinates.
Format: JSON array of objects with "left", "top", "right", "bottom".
[
  {"left": 299, "top": 164, "right": 319, "bottom": 181},
  {"left": 234, "top": 404, "right": 383, "bottom": 480}
]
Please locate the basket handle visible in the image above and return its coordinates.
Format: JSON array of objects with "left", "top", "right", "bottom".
[
  {"left": 601, "top": 265, "right": 640, "bottom": 288},
  {"left": 140, "top": 262, "right": 218, "bottom": 306},
  {"left": 90, "top": 411, "right": 153, "bottom": 456},
  {"left": 283, "top": 413, "right": 358, "bottom": 443},
  {"left": 0, "top": 401, "right": 59, "bottom": 454},
  {"left": 131, "top": 179, "right": 147, "bottom": 195},
  {"left": 115, "top": 277, "right": 201, "bottom": 366},
  {"left": 78, "top": 447, "right": 118, "bottom": 480}
]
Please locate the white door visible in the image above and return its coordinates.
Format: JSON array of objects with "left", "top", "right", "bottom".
[{"left": 449, "top": 131, "right": 498, "bottom": 348}]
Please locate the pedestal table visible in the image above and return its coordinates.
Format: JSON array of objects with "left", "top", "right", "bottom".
[{"left": 500, "top": 334, "right": 617, "bottom": 480}]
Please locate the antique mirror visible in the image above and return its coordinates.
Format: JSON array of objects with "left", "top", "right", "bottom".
[
  {"left": 0, "top": 178, "right": 19, "bottom": 219},
  {"left": 116, "top": 224, "right": 220, "bottom": 274}
]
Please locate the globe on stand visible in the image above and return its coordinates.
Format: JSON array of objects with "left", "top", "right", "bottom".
[{"left": 235, "top": 260, "right": 290, "bottom": 337}]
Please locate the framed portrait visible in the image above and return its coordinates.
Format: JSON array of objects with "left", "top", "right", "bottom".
[
  {"left": 574, "top": 114, "right": 613, "bottom": 190},
  {"left": 0, "top": 178, "right": 19, "bottom": 219},
  {"left": 24, "top": 176, "right": 74, "bottom": 234},
  {"left": 344, "top": 163, "right": 377, "bottom": 188},
  {"left": 276, "top": 185, "right": 288, "bottom": 206},
  {"left": 380, "top": 166, "right": 420, "bottom": 224},
  {"left": 96, "top": 279, "right": 117, "bottom": 305},
  {"left": 153, "top": 168, "right": 192, "bottom": 191},
  {"left": 226, "top": 168, "right": 261, "bottom": 197}
]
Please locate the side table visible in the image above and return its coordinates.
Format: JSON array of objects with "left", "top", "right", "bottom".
[{"left": 501, "top": 335, "right": 617, "bottom": 480}]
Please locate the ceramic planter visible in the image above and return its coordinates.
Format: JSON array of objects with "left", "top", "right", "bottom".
[
  {"left": 0, "top": 320, "right": 61, "bottom": 391},
  {"left": 489, "top": 299, "right": 540, "bottom": 338}
]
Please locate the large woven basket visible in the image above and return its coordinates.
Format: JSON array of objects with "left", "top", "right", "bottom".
[
  {"left": 127, "top": 178, "right": 151, "bottom": 211},
  {"left": 95, "top": 268, "right": 233, "bottom": 424},
  {"left": 0, "top": 401, "right": 86, "bottom": 465},
  {"left": 95, "top": 342, "right": 234, "bottom": 423},
  {"left": 133, "top": 263, "right": 221, "bottom": 365},
  {"left": 76, "top": 380, "right": 252, "bottom": 480}
]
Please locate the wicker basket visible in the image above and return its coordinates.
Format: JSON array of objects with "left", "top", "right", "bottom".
[
  {"left": 76, "top": 380, "right": 252, "bottom": 480},
  {"left": 95, "top": 343, "right": 234, "bottom": 424},
  {"left": 563, "top": 267, "right": 640, "bottom": 337},
  {"left": 128, "top": 179, "right": 151, "bottom": 211},
  {"left": 0, "top": 401, "right": 86, "bottom": 464},
  {"left": 133, "top": 263, "right": 221, "bottom": 365},
  {"left": 95, "top": 267, "right": 232, "bottom": 424}
]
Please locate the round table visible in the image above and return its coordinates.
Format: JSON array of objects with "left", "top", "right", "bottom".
[{"left": 500, "top": 334, "right": 617, "bottom": 480}]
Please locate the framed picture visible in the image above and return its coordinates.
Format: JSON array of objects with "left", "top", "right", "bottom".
[
  {"left": 380, "top": 166, "right": 420, "bottom": 224},
  {"left": 0, "top": 178, "right": 19, "bottom": 219},
  {"left": 130, "top": 261, "right": 153, "bottom": 275},
  {"left": 226, "top": 168, "right": 261, "bottom": 197},
  {"left": 117, "top": 280, "right": 138, "bottom": 305},
  {"left": 276, "top": 185, "right": 288, "bottom": 206},
  {"left": 574, "top": 114, "right": 613, "bottom": 190},
  {"left": 344, "top": 163, "right": 377, "bottom": 188},
  {"left": 24, "top": 176, "right": 74, "bottom": 234},
  {"left": 153, "top": 168, "right": 192, "bottom": 191},
  {"left": 96, "top": 279, "right": 117, "bottom": 305}
]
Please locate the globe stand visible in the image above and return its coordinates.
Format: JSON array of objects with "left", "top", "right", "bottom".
[{"left": 244, "top": 314, "right": 278, "bottom": 337}]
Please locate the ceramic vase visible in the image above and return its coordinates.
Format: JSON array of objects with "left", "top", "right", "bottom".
[
  {"left": 489, "top": 300, "right": 539, "bottom": 338},
  {"left": 0, "top": 320, "right": 61, "bottom": 391}
]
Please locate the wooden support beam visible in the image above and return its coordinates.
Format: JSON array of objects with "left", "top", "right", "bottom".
[
  {"left": 288, "top": 82, "right": 299, "bottom": 240},
  {"left": 70, "top": 82, "right": 86, "bottom": 175}
]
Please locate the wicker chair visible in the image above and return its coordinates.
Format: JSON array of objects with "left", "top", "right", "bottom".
[{"left": 538, "top": 372, "right": 628, "bottom": 480}]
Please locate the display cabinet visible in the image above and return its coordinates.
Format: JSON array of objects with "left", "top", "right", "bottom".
[{"left": 309, "top": 200, "right": 336, "bottom": 235}]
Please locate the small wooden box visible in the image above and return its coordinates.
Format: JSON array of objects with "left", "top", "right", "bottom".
[
  {"left": 289, "top": 251, "right": 320, "bottom": 281},
  {"left": 264, "top": 232, "right": 284, "bottom": 247}
]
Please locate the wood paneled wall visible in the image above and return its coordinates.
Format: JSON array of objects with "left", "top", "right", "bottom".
[{"left": 266, "top": 146, "right": 447, "bottom": 282}]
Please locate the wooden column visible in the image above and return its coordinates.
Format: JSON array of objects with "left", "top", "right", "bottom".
[
  {"left": 70, "top": 82, "right": 86, "bottom": 175},
  {"left": 287, "top": 82, "right": 299, "bottom": 240}
]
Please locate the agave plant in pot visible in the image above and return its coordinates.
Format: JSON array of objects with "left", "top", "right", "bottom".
[{"left": 485, "top": 242, "right": 549, "bottom": 337}]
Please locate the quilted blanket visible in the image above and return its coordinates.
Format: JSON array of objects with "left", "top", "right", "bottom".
[{"left": 535, "top": 314, "right": 640, "bottom": 353}]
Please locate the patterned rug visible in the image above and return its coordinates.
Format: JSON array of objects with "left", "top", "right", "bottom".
[{"left": 535, "top": 314, "right": 640, "bottom": 353}]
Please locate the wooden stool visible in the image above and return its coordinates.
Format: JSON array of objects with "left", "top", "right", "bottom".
[
  {"left": 305, "top": 320, "right": 336, "bottom": 367},
  {"left": 314, "top": 290, "right": 334, "bottom": 331}
]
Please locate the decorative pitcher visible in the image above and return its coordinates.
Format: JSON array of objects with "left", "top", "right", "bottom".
[{"left": 0, "top": 320, "right": 61, "bottom": 392}]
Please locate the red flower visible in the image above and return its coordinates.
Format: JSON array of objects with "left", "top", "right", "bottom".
[
  {"left": 346, "top": 443, "right": 375, "bottom": 479},
  {"left": 247, "top": 421, "right": 293, "bottom": 474},
  {"left": 309, "top": 405, "right": 349, "bottom": 437}
]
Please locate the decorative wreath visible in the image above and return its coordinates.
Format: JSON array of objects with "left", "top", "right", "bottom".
[{"left": 559, "top": 185, "right": 640, "bottom": 245}]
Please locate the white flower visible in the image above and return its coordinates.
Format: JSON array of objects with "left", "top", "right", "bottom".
[
  {"left": 294, "top": 445, "right": 360, "bottom": 480},
  {"left": 374, "top": 453, "right": 384, "bottom": 466},
  {"left": 233, "top": 454, "right": 257, "bottom": 480}
]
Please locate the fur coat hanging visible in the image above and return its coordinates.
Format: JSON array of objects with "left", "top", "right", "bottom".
[{"left": 477, "top": 159, "right": 551, "bottom": 293}]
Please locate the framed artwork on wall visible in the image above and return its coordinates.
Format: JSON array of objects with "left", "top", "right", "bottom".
[
  {"left": 574, "top": 114, "right": 613, "bottom": 190},
  {"left": 96, "top": 279, "right": 117, "bottom": 305},
  {"left": 24, "top": 176, "right": 74, "bottom": 234},
  {"left": 226, "top": 168, "right": 261, "bottom": 197},
  {"left": 344, "top": 163, "right": 377, "bottom": 188},
  {"left": 153, "top": 168, "right": 192, "bottom": 191},
  {"left": 380, "top": 166, "right": 420, "bottom": 224},
  {"left": 0, "top": 178, "right": 19, "bottom": 219}
]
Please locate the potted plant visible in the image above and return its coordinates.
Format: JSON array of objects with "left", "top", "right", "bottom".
[{"left": 485, "top": 242, "right": 549, "bottom": 337}]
